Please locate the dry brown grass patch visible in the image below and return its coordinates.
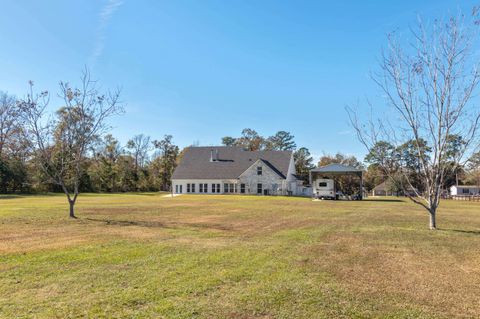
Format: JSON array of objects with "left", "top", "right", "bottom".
[{"left": 307, "top": 232, "right": 480, "bottom": 317}]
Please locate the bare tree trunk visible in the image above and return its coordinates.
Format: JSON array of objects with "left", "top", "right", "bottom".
[
  {"left": 61, "top": 183, "right": 78, "bottom": 219},
  {"left": 429, "top": 209, "right": 436, "bottom": 230},
  {"left": 66, "top": 190, "right": 78, "bottom": 219},
  {"left": 69, "top": 200, "right": 76, "bottom": 218}
]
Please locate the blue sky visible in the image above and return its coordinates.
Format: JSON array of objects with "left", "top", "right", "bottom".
[{"left": 0, "top": 0, "right": 477, "bottom": 161}]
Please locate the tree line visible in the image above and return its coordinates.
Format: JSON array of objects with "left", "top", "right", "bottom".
[
  {"left": 362, "top": 137, "right": 480, "bottom": 193},
  {"left": 0, "top": 92, "right": 179, "bottom": 195},
  {"left": 221, "top": 128, "right": 316, "bottom": 184}
]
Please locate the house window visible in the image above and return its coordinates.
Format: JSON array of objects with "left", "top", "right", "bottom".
[
  {"left": 191, "top": 183, "right": 196, "bottom": 193},
  {"left": 257, "top": 166, "right": 262, "bottom": 175},
  {"left": 462, "top": 188, "right": 470, "bottom": 194},
  {"left": 257, "top": 183, "right": 262, "bottom": 194},
  {"left": 179, "top": 185, "right": 183, "bottom": 193},
  {"left": 229, "top": 183, "right": 234, "bottom": 193},
  {"left": 217, "top": 184, "right": 221, "bottom": 193},
  {"left": 204, "top": 183, "right": 208, "bottom": 193},
  {"left": 187, "top": 183, "right": 191, "bottom": 193},
  {"left": 319, "top": 182, "right": 327, "bottom": 187},
  {"left": 240, "top": 183, "right": 245, "bottom": 193},
  {"left": 175, "top": 185, "right": 178, "bottom": 193},
  {"left": 212, "top": 183, "right": 216, "bottom": 193},
  {"left": 224, "top": 183, "right": 228, "bottom": 193},
  {"left": 199, "top": 183, "right": 203, "bottom": 193}
]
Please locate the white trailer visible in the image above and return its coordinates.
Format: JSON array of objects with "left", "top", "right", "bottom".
[{"left": 313, "top": 178, "right": 335, "bottom": 199}]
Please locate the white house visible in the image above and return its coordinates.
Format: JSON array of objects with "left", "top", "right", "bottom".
[
  {"left": 450, "top": 185, "right": 480, "bottom": 196},
  {"left": 172, "top": 146, "right": 301, "bottom": 195}
]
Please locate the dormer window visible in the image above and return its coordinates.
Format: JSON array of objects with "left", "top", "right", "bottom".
[{"left": 257, "top": 166, "right": 262, "bottom": 175}]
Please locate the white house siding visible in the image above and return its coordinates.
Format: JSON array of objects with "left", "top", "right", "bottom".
[
  {"left": 450, "top": 185, "right": 480, "bottom": 196},
  {"left": 286, "top": 153, "right": 297, "bottom": 182},
  {"left": 172, "top": 179, "right": 227, "bottom": 194},
  {"left": 285, "top": 153, "right": 299, "bottom": 195}
]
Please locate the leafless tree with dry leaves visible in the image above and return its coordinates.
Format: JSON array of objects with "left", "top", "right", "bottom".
[
  {"left": 126, "top": 134, "right": 152, "bottom": 172},
  {"left": 348, "top": 10, "right": 480, "bottom": 230},
  {"left": 19, "top": 70, "right": 123, "bottom": 218}
]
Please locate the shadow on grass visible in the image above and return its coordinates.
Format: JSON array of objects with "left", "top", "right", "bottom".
[
  {"left": 0, "top": 193, "right": 66, "bottom": 199},
  {"left": 83, "top": 217, "right": 233, "bottom": 231},
  {"left": 363, "top": 199, "right": 404, "bottom": 202},
  {"left": 441, "top": 229, "right": 480, "bottom": 235},
  {"left": 101, "top": 192, "right": 166, "bottom": 196},
  {"left": 84, "top": 217, "right": 167, "bottom": 228},
  {"left": 0, "top": 195, "right": 26, "bottom": 200}
]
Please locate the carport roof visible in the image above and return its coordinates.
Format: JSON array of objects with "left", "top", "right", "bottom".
[{"left": 310, "top": 163, "right": 363, "bottom": 173}]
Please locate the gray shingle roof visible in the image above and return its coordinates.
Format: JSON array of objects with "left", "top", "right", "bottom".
[
  {"left": 310, "top": 163, "right": 363, "bottom": 173},
  {"left": 373, "top": 181, "right": 387, "bottom": 191},
  {"left": 172, "top": 146, "right": 292, "bottom": 180}
]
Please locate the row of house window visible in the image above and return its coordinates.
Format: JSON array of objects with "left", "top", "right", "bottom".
[
  {"left": 175, "top": 183, "right": 264, "bottom": 194},
  {"left": 212, "top": 184, "right": 221, "bottom": 193}
]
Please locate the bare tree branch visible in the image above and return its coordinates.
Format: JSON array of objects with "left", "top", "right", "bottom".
[{"left": 347, "top": 11, "right": 480, "bottom": 230}]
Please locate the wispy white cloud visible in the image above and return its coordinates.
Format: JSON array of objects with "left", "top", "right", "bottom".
[{"left": 89, "top": 0, "right": 124, "bottom": 66}]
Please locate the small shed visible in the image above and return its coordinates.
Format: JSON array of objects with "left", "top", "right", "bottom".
[
  {"left": 309, "top": 163, "right": 364, "bottom": 199},
  {"left": 372, "top": 180, "right": 418, "bottom": 197},
  {"left": 372, "top": 181, "right": 389, "bottom": 196}
]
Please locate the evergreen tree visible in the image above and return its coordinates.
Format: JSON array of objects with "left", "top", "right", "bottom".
[
  {"left": 153, "top": 135, "right": 179, "bottom": 191},
  {"left": 266, "top": 131, "right": 296, "bottom": 151},
  {"left": 294, "top": 147, "right": 314, "bottom": 184}
]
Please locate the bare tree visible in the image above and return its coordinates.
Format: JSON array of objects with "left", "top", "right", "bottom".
[
  {"left": 19, "top": 71, "right": 123, "bottom": 218},
  {"left": 126, "top": 134, "right": 152, "bottom": 171},
  {"left": 348, "top": 11, "right": 480, "bottom": 230}
]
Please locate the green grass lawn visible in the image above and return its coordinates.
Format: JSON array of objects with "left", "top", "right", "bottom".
[{"left": 1, "top": 193, "right": 480, "bottom": 318}]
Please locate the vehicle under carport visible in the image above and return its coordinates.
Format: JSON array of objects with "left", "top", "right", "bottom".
[{"left": 309, "top": 163, "right": 364, "bottom": 200}]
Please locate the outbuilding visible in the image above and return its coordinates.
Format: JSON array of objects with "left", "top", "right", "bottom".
[
  {"left": 309, "top": 163, "right": 364, "bottom": 199},
  {"left": 371, "top": 180, "right": 418, "bottom": 197},
  {"left": 450, "top": 185, "right": 480, "bottom": 196}
]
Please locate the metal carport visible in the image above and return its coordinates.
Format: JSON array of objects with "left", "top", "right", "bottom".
[{"left": 309, "top": 163, "right": 364, "bottom": 199}]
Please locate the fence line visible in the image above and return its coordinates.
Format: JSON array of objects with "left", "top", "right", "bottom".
[{"left": 448, "top": 195, "right": 480, "bottom": 202}]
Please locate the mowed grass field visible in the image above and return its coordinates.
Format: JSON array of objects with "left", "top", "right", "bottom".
[{"left": 1, "top": 194, "right": 480, "bottom": 318}]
